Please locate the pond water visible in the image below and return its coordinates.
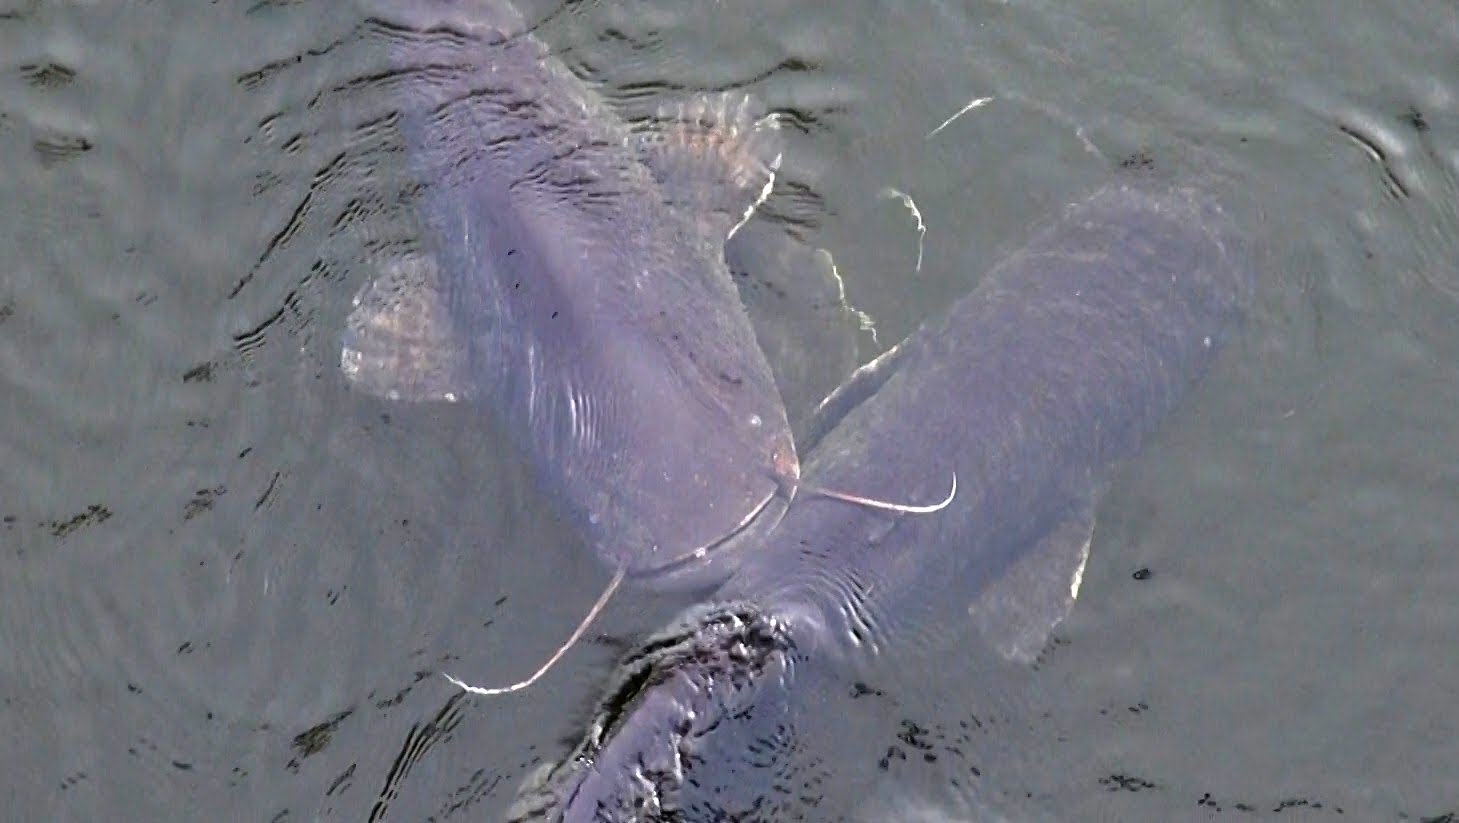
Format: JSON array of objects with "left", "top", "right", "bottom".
[{"left": 2, "top": 0, "right": 1457, "bottom": 819}]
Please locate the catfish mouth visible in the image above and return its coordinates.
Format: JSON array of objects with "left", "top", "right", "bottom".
[
  {"left": 631, "top": 434, "right": 799, "bottom": 589},
  {"left": 630, "top": 482, "right": 787, "bottom": 589}
]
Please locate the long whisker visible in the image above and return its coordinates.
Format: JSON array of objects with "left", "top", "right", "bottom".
[
  {"left": 808, "top": 472, "right": 957, "bottom": 514},
  {"left": 443, "top": 563, "right": 627, "bottom": 697}
]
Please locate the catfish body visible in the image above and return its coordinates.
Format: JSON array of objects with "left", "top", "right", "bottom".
[
  {"left": 341, "top": 1, "right": 795, "bottom": 587},
  {"left": 519, "top": 182, "right": 1256, "bottom": 820},
  {"left": 726, "top": 182, "right": 1253, "bottom": 653}
]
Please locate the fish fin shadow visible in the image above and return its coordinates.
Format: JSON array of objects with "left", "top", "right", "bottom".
[{"left": 725, "top": 223, "right": 863, "bottom": 431}]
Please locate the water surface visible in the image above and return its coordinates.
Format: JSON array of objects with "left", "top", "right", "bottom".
[{"left": 2, "top": 0, "right": 1457, "bottom": 819}]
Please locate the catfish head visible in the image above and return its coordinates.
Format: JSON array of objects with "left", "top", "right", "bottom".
[{"left": 508, "top": 604, "right": 804, "bottom": 822}]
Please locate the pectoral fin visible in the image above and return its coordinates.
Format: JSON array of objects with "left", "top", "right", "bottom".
[
  {"left": 968, "top": 500, "right": 1096, "bottom": 664},
  {"left": 634, "top": 92, "right": 783, "bottom": 242},
  {"left": 800, "top": 335, "right": 910, "bottom": 453},
  {"left": 339, "top": 251, "right": 473, "bottom": 403}
]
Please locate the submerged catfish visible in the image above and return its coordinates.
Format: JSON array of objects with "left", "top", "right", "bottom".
[
  {"left": 511, "top": 182, "right": 1256, "bottom": 819},
  {"left": 340, "top": 0, "right": 799, "bottom": 589}
]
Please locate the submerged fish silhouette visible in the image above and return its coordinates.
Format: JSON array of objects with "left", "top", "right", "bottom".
[
  {"left": 340, "top": 1, "right": 800, "bottom": 591},
  {"left": 514, "top": 181, "right": 1257, "bottom": 820}
]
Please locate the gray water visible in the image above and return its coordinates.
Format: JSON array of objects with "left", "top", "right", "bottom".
[{"left": 3, "top": 1, "right": 1457, "bottom": 820}]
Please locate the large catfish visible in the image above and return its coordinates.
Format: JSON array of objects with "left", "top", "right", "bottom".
[
  {"left": 340, "top": 0, "right": 803, "bottom": 590},
  {"left": 511, "top": 181, "right": 1257, "bottom": 820}
]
